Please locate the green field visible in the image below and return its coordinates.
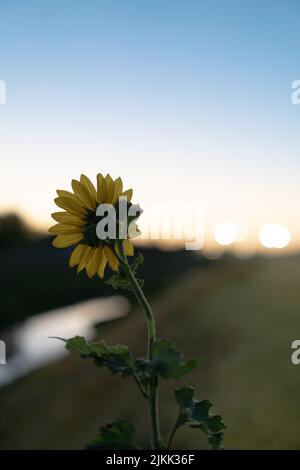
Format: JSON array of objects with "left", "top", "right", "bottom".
[{"left": 1, "top": 256, "right": 300, "bottom": 449}]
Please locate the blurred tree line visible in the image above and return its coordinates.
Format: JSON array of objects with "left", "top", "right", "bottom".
[
  {"left": 0, "top": 214, "right": 209, "bottom": 331},
  {"left": 0, "top": 213, "right": 36, "bottom": 247}
]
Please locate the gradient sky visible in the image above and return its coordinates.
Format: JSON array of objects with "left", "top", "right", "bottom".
[{"left": 0, "top": 0, "right": 300, "bottom": 251}]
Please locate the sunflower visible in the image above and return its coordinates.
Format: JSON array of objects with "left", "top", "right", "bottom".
[{"left": 50, "top": 174, "right": 139, "bottom": 278}]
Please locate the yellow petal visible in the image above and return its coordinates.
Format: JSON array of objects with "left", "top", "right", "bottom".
[
  {"left": 77, "top": 245, "right": 93, "bottom": 273},
  {"left": 51, "top": 212, "right": 85, "bottom": 226},
  {"left": 49, "top": 224, "right": 82, "bottom": 235},
  {"left": 105, "top": 174, "right": 115, "bottom": 203},
  {"left": 97, "top": 253, "right": 107, "bottom": 278},
  {"left": 86, "top": 247, "right": 102, "bottom": 278},
  {"left": 52, "top": 233, "right": 83, "bottom": 248},
  {"left": 80, "top": 174, "right": 97, "bottom": 202},
  {"left": 56, "top": 190, "right": 79, "bottom": 201},
  {"left": 71, "top": 179, "right": 96, "bottom": 210},
  {"left": 69, "top": 244, "right": 85, "bottom": 267},
  {"left": 97, "top": 173, "right": 107, "bottom": 203},
  {"left": 112, "top": 177, "right": 123, "bottom": 204},
  {"left": 104, "top": 245, "right": 119, "bottom": 271},
  {"left": 123, "top": 239, "right": 134, "bottom": 256},
  {"left": 54, "top": 197, "right": 87, "bottom": 216},
  {"left": 121, "top": 189, "right": 133, "bottom": 202}
]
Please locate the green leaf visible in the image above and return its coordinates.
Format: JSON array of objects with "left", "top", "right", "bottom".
[
  {"left": 63, "top": 336, "right": 91, "bottom": 355},
  {"left": 152, "top": 340, "right": 200, "bottom": 379},
  {"left": 63, "top": 336, "right": 133, "bottom": 377},
  {"left": 173, "top": 386, "right": 195, "bottom": 426},
  {"left": 135, "top": 340, "right": 200, "bottom": 384},
  {"left": 174, "top": 385, "right": 195, "bottom": 410},
  {"left": 105, "top": 271, "right": 144, "bottom": 291},
  {"left": 130, "top": 252, "right": 144, "bottom": 274},
  {"left": 105, "top": 272, "right": 133, "bottom": 290},
  {"left": 206, "top": 415, "right": 226, "bottom": 433},
  {"left": 173, "top": 385, "right": 226, "bottom": 450},
  {"left": 87, "top": 418, "right": 140, "bottom": 450},
  {"left": 105, "top": 252, "right": 144, "bottom": 291},
  {"left": 208, "top": 432, "right": 224, "bottom": 450},
  {"left": 191, "top": 399, "right": 211, "bottom": 424}
]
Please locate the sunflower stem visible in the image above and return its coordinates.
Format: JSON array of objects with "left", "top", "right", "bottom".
[{"left": 116, "top": 240, "right": 161, "bottom": 450}]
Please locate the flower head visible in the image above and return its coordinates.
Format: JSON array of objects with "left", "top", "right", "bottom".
[{"left": 50, "top": 174, "right": 140, "bottom": 278}]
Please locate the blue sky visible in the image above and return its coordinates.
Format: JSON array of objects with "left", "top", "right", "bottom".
[{"left": 0, "top": 0, "right": 299, "bottom": 249}]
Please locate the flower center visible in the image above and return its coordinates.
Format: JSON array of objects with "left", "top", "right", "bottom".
[{"left": 81, "top": 201, "right": 140, "bottom": 247}]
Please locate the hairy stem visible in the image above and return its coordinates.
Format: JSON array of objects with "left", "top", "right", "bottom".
[{"left": 117, "top": 240, "right": 161, "bottom": 450}]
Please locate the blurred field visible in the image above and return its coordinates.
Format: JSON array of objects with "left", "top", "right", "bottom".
[{"left": 1, "top": 255, "right": 300, "bottom": 449}]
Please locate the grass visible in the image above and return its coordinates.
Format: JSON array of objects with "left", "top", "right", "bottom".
[{"left": 1, "top": 255, "right": 300, "bottom": 449}]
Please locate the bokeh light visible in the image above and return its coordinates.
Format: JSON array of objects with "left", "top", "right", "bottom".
[
  {"left": 214, "top": 222, "right": 237, "bottom": 246},
  {"left": 259, "top": 224, "right": 290, "bottom": 249}
]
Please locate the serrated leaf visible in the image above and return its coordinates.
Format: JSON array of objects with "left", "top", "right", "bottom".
[
  {"left": 191, "top": 399, "right": 211, "bottom": 424},
  {"left": 64, "top": 336, "right": 91, "bottom": 355},
  {"left": 173, "top": 385, "right": 226, "bottom": 450},
  {"left": 105, "top": 271, "right": 144, "bottom": 291},
  {"left": 63, "top": 336, "right": 133, "bottom": 377},
  {"left": 87, "top": 418, "right": 140, "bottom": 450},
  {"left": 105, "top": 252, "right": 144, "bottom": 291},
  {"left": 174, "top": 385, "right": 195, "bottom": 410},
  {"left": 208, "top": 432, "right": 224, "bottom": 450},
  {"left": 152, "top": 340, "right": 200, "bottom": 380},
  {"left": 135, "top": 341, "right": 200, "bottom": 384},
  {"left": 130, "top": 252, "right": 144, "bottom": 274},
  {"left": 105, "top": 272, "right": 133, "bottom": 290},
  {"left": 206, "top": 415, "right": 226, "bottom": 433}
]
